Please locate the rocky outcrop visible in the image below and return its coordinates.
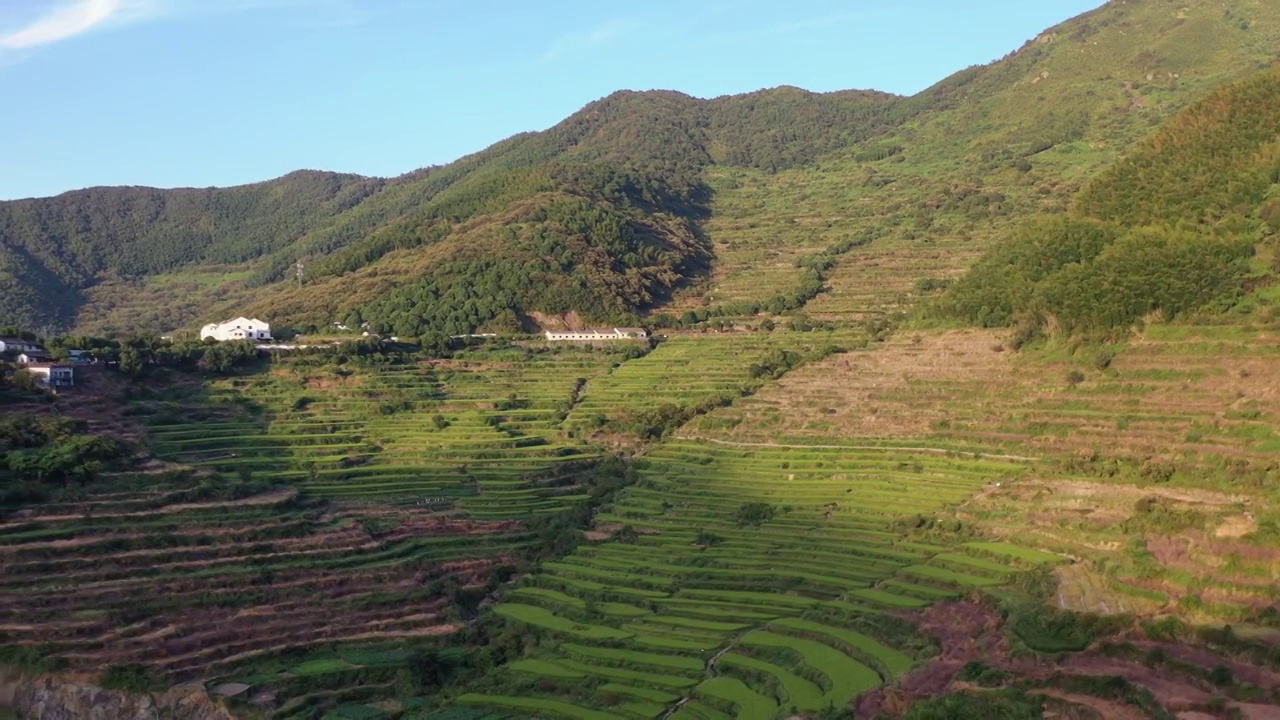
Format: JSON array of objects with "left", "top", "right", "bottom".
[{"left": 12, "top": 676, "right": 237, "bottom": 720}]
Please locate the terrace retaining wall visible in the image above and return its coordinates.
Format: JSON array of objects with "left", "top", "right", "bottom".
[{"left": 12, "top": 676, "right": 235, "bottom": 720}]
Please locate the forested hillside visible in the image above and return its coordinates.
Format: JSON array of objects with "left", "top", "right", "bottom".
[
  {"left": 0, "top": 88, "right": 913, "bottom": 335},
  {"left": 3, "top": 0, "right": 1280, "bottom": 338},
  {"left": 0, "top": 171, "right": 383, "bottom": 330},
  {"left": 939, "top": 65, "right": 1280, "bottom": 336}
]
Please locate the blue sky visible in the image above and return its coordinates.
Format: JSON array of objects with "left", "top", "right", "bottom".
[{"left": 0, "top": 0, "right": 1103, "bottom": 200}]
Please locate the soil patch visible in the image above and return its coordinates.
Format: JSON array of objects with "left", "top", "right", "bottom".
[
  {"left": 1036, "top": 689, "right": 1149, "bottom": 720},
  {"left": 1215, "top": 515, "right": 1258, "bottom": 539}
]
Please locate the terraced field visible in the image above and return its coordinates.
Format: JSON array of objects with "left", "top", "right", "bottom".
[
  {"left": 0, "top": 482, "right": 516, "bottom": 697},
  {"left": 0, "top": 344, "right": 654, "bottom": 719},
  {"left": 670, "top": 148, "right": 1069, "bottom": 325},
  {"left": 666, "top": 167, "right": 847, "bottom": 314},
  {"left": 802, "top": 236, "right": 985, "bottom": 322},
  {"left": 6, "top": 336, "right": 891, "bottom": 719},
  {"left": 567, "top": 331, "right": 859, "bottom": 438},
  {"left": 684, "top": 326, "right": 1280, "bottom": 462},
  {"left": 146, "top": 346, "right": 625, "bottom": 516},
  {"left": 681, "top": 326, "right": 1280, "bottom": 620},
  {"left": 10, "top": 324, "right": 1278, "bottom": 718},
  {"left": 457, "top": 441, "right": 1044, "bottom": 718}
]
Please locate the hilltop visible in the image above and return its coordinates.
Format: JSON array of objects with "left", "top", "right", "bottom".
[{"left": 3, "top": 0, "right": 1280, "bottom": 337}]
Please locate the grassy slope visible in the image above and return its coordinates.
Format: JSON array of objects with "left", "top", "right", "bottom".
[{"left": 684, "top": 0, "right": 1280, "bottom": 323}]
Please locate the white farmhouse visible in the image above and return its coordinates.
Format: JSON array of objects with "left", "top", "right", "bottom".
[
  {"left": 201, "top": 317, "right": 273, "bottom": 342},
  {"left": 544, "top": 327, "right": 648, "bottom": 342},
  {"left": 24, "top": 363, "right": 75, "bottom": 388}
]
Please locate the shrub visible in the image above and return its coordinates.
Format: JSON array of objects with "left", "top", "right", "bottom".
[
  {"left": 100, "top": 664, "right": 164, "bottom": 693},
  {"left": 1010, "top": 607, "right": 1113, "bottom": 653},
  {"left": 902, "top": 690, "right": 1042, "bottom": 719},
  {"left": 695, "top": 530, "right": 724, "bottom": 547},
  {"left": 735, "top": 502, "right": 776, "bottom": 527},
  {"left": 956, "top": 661, "right": 1011, "bottom": 687}
]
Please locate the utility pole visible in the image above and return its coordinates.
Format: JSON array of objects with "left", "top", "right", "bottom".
[{"left": 295, "top": 260, "right": 305, "bottom": 288}]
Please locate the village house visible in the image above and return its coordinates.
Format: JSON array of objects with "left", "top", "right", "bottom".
[
  {"left": 23, "top": 363, "right": 75, "bottom": 388},
  {"left": 0, "top": 337, "right": 43, "bottom": 354},
  {"left": 17, "top": 351, "right": 54, "bottom": 365},
  {"left": 201, "top": 317, "right": 273, "bottom": 342},
  {"left": 544, "top": 327, "right": 649, "bottom": 342}
]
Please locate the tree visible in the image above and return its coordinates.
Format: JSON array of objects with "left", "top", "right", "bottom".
[
  {"left": 9, "top": 369, "right": 41, "bottom": 393},
  {"left": 118, "top": 346, "right": 144, "bottom": 378}
]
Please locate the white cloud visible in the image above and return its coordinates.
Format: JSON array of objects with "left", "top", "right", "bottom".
[
  {"left": 171, "top": 0, "right": 364, "bottom": 27},
  {"left": 0, "top": 0, "right": 361, "bottom": 55},
  {"left": 0, "top": 0, "right": 130, "bottom": 50},
  {"left": 542, "top": 18, "right": 634, "bottom": 61},
  {"left": 703, "top": 11, "right": 865, "bottom": 47}
]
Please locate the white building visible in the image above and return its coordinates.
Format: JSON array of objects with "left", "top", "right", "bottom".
[
  {"left": 0, "top": 337, "right": 42, "bottom": 354},
  {"left": 201, "top": 317, "right": 273, "bottom": 342},
  {"left": 24, "top": 363, "right": 75, "bottom": 388},
  {"left": 544, "top": 327, "right": 648, "bottom": 342}
]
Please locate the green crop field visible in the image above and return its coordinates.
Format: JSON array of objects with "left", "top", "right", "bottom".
[
  {"left": 144, "top": 344, "right": 629, "bottom": 515},
  {"left": 739, "top": 631, "right": 882, "bottom": 707},
  {"left": 457, "top": 695, "right": 617, "bottom": 720},
  {"left": 459, "top": 440, "right": 1036, "bottom": 716},
  {"left": 0, "top": 343, "right": 674, "bottom": 719},
  {"left": 717, "top": 654, "right": 825, "bottom": 713},
  {"left": 696, "top": 676, "right": 779, "bottom": 720},
  {"left": 495, "top": 605, "right": 632, "bottom": 640},
  {"left": 509, "top": 660, "right": 585, "bottom": 679}
]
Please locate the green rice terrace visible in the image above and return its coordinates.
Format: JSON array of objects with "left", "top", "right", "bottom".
[
  {"left": 3, "top": 332, "right": 914, "bottom": 720},
  {"left": 456, "top": 441, "right": 1042, "bottom": 719}
]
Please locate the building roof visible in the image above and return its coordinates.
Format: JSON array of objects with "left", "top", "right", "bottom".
[
  {"left": 207, "top": 316, "right": 267, "bottom": 325},
  {"left": 25, "top": 362, "right": 74, "bottom": 369}
]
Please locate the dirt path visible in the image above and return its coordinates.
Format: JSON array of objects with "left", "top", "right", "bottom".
[
  {"left": 1035, "top": 689, "right": 1149, "bottom": 720},
  {"left": 661, "top": 631, "right": 747, "bottom": 720},
  {"left": 674, "top": 435, "right": 1039, "bottom": 462}
]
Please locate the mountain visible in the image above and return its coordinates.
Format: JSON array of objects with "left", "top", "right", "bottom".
[
  {"left": 0, "top": 88, "right": 909, "bottom": 336},
  {"left": 3, "top": 0, "right": 1280, "bottom": 338}
]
